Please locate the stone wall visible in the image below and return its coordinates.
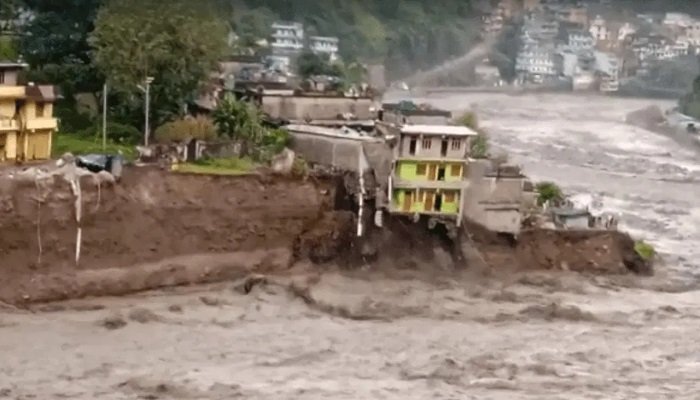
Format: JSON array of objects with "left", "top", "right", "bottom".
[{"left": 262, "top": 96, "right": 373, "bottom": 120}]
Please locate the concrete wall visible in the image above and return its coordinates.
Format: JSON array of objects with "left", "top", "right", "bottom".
[
  {"left": 0, "top": 99, "right": 16, "bottom": 118},
  {"left": 290, "top": 133, "right": 369, "bottom": 172},
  {"left": 0, "top": 70, "right": 20, "bottom": 85},
  {"left": 399, "top": 134, "right": 470, "bottom": 159},
  {"left": 383, "top": 112, "right": 450, "bottom": 126},
  {"left": 262, "top": 96, "right": 373, "bottom": 120},
  {"left": 463, "top": 159, "right": 524, "bottom": 235}
]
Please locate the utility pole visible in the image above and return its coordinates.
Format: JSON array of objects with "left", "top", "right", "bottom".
[
  {"left": 102, "top": 82, "right": 108, "bottom": 151},
  {"left": 138, "top": 76, "right": 155, "bottom": 146}
]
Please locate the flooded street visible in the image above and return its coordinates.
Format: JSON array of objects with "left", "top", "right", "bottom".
[{"left": 3, "top": 93, "right": 700, "bottom": 399}]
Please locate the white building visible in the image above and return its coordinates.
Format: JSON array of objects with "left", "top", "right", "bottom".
[
  {"left": 516, "top": 46, "right": 557, "bottom": 83},
  {"left": 594, "top": 52, "right": 620, "bottom": 92},
  {"left": 617, "top": 22, "right": 637, "bottom": 42},
  {"left": 589, "top": 15, "right": 609, "bottom": 42},
  {"left": 568, "top": 30, "right": 595, "bottom": 52},
  {"left": 663, "top": 12, "right": 695, "bottom": 29},
  {"left": 271, "top": 22, "right": 304, "bottom": 54},
  {"left": 686, "top": 21, "right": 700, "bottom": 46},
  {"left": 309, "top": 36, "right": 340, "bottom": 62}
]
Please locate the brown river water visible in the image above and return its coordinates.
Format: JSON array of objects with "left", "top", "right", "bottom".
[{"left": 2, "top": 93, "right": 700, "bottom": 399}]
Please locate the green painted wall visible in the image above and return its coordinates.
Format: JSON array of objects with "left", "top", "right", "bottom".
[
  {"left": 396, "top": 160, "right": 464, "bottom": 181},
  {"left": 397, "top": 160, "right": 419, "bottom": 180},
  {"left": 392, "top": 189, "right": 460, "bottom": 215}
]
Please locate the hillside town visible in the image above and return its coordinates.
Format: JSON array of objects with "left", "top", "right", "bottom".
[
  {"left": 4, "top": 2, "right": 698, "bottom": 399},
  {"left": 480, "top": 0, "right": 700, "bottom": 94}
]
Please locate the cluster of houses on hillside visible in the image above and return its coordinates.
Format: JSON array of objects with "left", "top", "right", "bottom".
[
  {"left": 483, "top": 0, "right": 700, "bottom": 92},
  {"left": 264, "top": 21, "right": 340, "bottom": 74}
]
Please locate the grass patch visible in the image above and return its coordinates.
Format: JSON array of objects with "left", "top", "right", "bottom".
[
  {"left": 53, "top": 133, "right": 137, "bottom": 161},
  {"left": 634, "top": 241, "right": 656, "bottom": 261},
  {"left": 174, "top": 157, "right": 257, "bottom": 176}
]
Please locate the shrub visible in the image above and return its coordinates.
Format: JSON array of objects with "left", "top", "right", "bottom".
[
  {"left": 458, "top": 111, "right": 479, "bottom": 130},
  {"left": 471, "top": 134, "right": 489, "bottom": 158},
  {"left": 291, "top": 156, "right": 309, "bottom": 177},
  {"left": 261, "top": 128, "right": 291, "bottom": 154},
  {"left": 154, "top": 116, "right": 217, "bottom": 143},
  {"left": 535, "top": 181, "right": 564, "bottom": 206},
  {"left": 634, "top": 241, "right": 656, "bottom": 261},
  {"left": 76, "top": 121, "right": 142, "bottom": 144}
]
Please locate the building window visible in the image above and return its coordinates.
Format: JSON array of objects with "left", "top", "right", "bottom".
[
  {"left": 36, "top": 103, "right": 45, "bottom": 118},
  {"left": 444, "top": 192, "right": 456, "bottom": 202},
  {"left": 422, "top": 138, "right": 432, "bottom": 149},
  {"left": 451, "top": 139, "right": 461, "bottom": 150},
  {"left": 0, "top": 72, "right": 4, "bottom": 84},
  {"left": 450, "top": 164, "right": 461, "bottom": 177},
  {"left": 416, "top": 163, "right": 427, "bottom": 175}
]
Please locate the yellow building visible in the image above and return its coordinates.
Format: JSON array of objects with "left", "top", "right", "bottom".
[{"left": 0, "top": 62, "right": 58, "bottom": 162}]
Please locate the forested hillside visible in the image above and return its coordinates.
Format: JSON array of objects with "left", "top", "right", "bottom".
[
  {"left": 231, "top": 0, "right": 484, "bottom": 79},
  {"left": 0, "top": 0, "right": 486, "bottom": 142}
]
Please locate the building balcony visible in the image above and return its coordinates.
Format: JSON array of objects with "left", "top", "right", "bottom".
[
  {"left": 0, "top": 86, "right": 26, "bottom": 99},
  {"left": 391, "top": 176, "right": 467, "bottom": 190},
  {"left": 25, "top": 117, "right": 58, "bottom": 131},
  {"left": 271, "top": 42, "right": 304, "bottom": 50},
  {"left": 0, "top": 118, "right": 18, "bottom": 131}
]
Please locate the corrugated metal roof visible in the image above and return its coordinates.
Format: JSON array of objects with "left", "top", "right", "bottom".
[{"left": 400, "top": 124, "right": 478, "bottom": 137}]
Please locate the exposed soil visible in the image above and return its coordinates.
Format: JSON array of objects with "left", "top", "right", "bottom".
[{"left": 0, "top": 167, "right": 648, "bottom": 306}]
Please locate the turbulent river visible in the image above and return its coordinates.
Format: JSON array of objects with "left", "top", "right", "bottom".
[{"left": 2, "top": 93, "right": 700, "bottom": 400}]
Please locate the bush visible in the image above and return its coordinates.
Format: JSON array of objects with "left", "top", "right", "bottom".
[
  {"left": 76, "top": 121, "right": 142, "bottom": 145},
  {"left": 261, "top": 129, "right": 291, "bottom": 154},
  {"left": 634, "top": 241, "right": 656, "bottom": 261},
  {"left": 291, "top": 156, "right": 309, "bottom": 177},
  {"left": 458, "top": 111, "right": 479, "bottom": 130},
  {"left": 471, "top": 134, "right": 489, "bottom": 158},
  {"left": 154, "top": 116, "right": 217, "bottom": 143},
  {"left": 535, "top": 182, "right": 564, "bottom": 206}
]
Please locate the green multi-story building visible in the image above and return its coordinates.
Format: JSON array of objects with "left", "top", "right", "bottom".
[{"left": 388, "top": 124, "right": 478, "bottom": 226}]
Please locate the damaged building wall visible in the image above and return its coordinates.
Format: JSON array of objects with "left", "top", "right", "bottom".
[
  {"left": 262, "top": 95, "right": 373, "bottom": 120},
  {"left": 463, "top": 159, "right": 525, "bottom": 235},
  {"left": 289, "top": 132, "right": 392, "bottom": 174}
]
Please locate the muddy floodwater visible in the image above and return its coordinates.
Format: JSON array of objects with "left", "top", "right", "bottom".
[{"left": 3, "top": 93, "right": 700, "bottom": 399}]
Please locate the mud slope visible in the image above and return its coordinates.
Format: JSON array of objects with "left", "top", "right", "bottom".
[{"left": 0, "top": 168, "right": 337, "bottom": 303}]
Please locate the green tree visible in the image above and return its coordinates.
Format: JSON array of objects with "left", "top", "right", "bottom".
[
  {"left": 90, "top": 0, "right": 228, "bottom": 126},
  {"left": 297, "top": 52, "right": 332, "bottom": 78},
  {"left": 19, "top": 0, "right": 104, "bottom": 97},
  {"left": 154, "top": 116, "right": 217, "bottom": 143},
  {"left": 535, "top": 182, "right": 564, "bottom": 206},
  {"left": 213, "top": 94, "right": 266, "bottom": 154}
]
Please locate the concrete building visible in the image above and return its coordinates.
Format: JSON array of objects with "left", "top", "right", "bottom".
[
  {"left": 463, "top": 160, "right": 525, "bottom": 235},
  {"left": 516, "top": 46, "right": 557, "bottom": 83},
  {"left": 261, "top": 93, "right": 373, "bottom": 121},
  {"left": 0, "top": 62, "right": 58, "bottom": 162},
  {"left": 567, "top": 30, "right": 595, "bottom": 52},
  {"left": 270, "top": 22, "right": 304, "bottom": 68},
  {"left": 617, "top": 22, "right": 636, "bottom": 42},
  {"left": 271, "top": 22, "right": 304, "bottom": 53},
  {"left": 686, "top": 21, "right": 700, "bottom": 46},
  {"left": 388, "top": 124, "right": 478, "bottom": 225},
  {"left": 593, "top": 52, "right": 620, "bottom": 92},
  {"left": 589, "top": 15, "right": 609, "bottom": 43},
  {"left": 380, "top": 102, "right": 452, "bottom": 126},
  {"left": 663, "top": 13, "right": 695, "bottom": 29},
  {"left": 309, "top": 36, "right": 340, "bottom": 62},
  {"left": 550, "top": 207, "right": 591, "bottom": 229}
]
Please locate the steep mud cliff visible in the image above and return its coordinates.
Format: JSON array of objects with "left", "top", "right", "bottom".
[
  {"left": 0, "top": 167, "right": 648, "bottom": 306},
  {"left": 0, "top": 168, "right": 342, "bottom": 304}
]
